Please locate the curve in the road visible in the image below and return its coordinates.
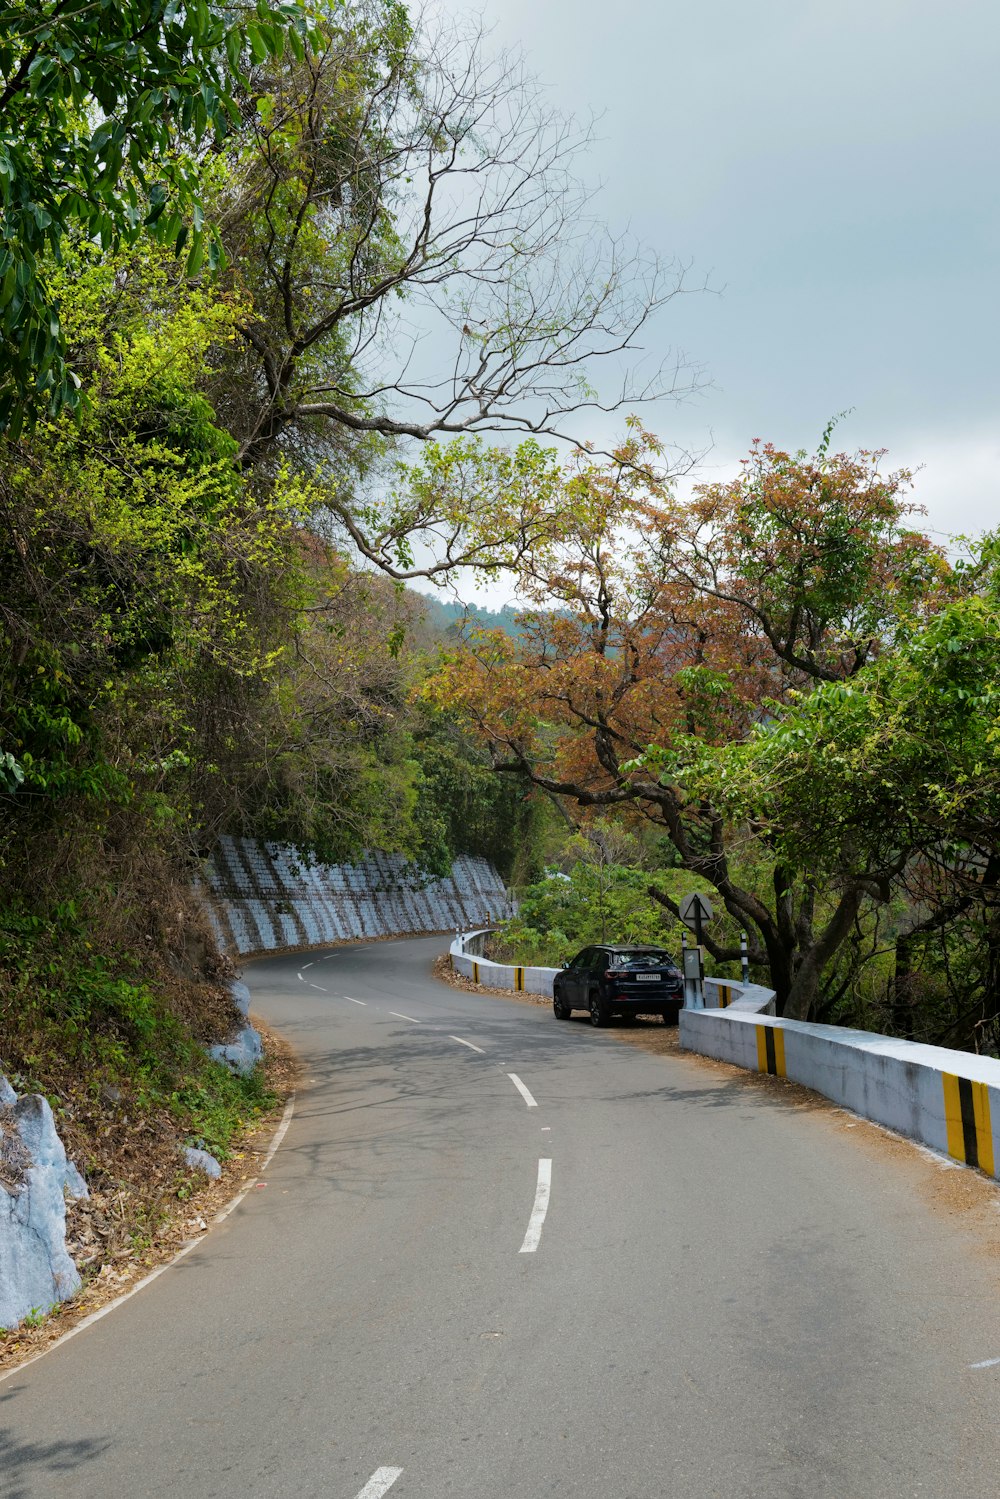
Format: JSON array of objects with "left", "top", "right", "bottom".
[{"left": 4, "top": 933, "right": 1000, "bottom": 1499}]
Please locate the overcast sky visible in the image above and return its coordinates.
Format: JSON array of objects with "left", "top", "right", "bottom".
[{"left": 438, "top": 0, "right": 999, "bottom": 566}]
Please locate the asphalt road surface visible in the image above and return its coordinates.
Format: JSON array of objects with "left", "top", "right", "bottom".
[{"left": 4, "top": 935, "right": 1000, "bottom": 1498}]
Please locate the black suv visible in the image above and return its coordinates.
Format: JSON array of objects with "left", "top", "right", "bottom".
[{"left": 552, "top": 945, "right": 683, "bottom": 1027}]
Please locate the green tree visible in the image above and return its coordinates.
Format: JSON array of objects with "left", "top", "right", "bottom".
[
  {"left": 0, "top": 0, "right": 309, "bottom": 429},
  {"left": 493, "top": 860, "right": 697, "bottom": 969},
  {"left": 705, "top": 540, "right": 1000, "bottom": 1041}
]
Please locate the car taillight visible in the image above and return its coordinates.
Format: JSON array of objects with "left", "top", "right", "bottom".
[{"left": 605, "top": 969, "right": 617, "bottom": 980}]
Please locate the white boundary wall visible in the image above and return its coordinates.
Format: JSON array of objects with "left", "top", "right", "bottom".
[
  {"left": 449, "top": 930, "right": 558, "bottom": 997},
  {"left": 681, "top": 987, "right": 1000, "bottom": 1181}
]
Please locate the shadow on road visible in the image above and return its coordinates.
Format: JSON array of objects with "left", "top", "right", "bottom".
[
  {"left": 239, "top": 1002, "right": 769, "bottom": 1215},
  {"left": 0, "top": 1397, "right": 110, "bottom": 1499}
]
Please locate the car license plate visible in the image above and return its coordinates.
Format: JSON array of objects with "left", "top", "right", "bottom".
[{"left": 636, "top": 973, "right": 658, "bottom": 981}]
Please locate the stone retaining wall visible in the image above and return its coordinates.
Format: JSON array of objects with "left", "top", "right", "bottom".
[{"left": 206, "top": 839, "right": 509, "bottom": 956}]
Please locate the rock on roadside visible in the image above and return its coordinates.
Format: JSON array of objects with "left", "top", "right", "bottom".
[
  {"left": 208, "top": 1021, "right": 263, "bottom": 1078},
  {"left": 205, "top": 978, "right": 263, "bottom": 1079},
  {"left": 1, "top": 1077, "right": 89, "bottom": 1329},
  {"left": 183, "top": 1146, "right": 222, "bottom": 1179}
]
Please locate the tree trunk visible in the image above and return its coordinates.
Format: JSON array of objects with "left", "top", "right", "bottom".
[{"left": 784, "top": 886, "right": 864, "bottom": 1021}]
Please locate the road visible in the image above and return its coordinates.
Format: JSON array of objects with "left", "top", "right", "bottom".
[{"left": 3, "top": 934, "right": 1000, "bottom": 1498}]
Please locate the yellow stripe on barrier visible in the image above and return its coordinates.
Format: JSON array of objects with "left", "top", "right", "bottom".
[
  {"left": 942, "top": 1072, "right": 994, "bottom": 1174},
  {"left": 472, "top": 960, "right": 479, "bottom": 984},
  {"left": 718, "top": 983, "right": 732, "bottom": 1009},
  {"left": 515, "top": 966, "right": 524, "bottom": 992},
  {"left": 974, "top": 1083, "right": 995, "bottom": 1177},
  {"left": 942, "top": 1073, "right": 965, "bottom": 1162},
  {"left": 755, "top": 1024, "right": 786, "bottom": 1078},
  {"left": 773, "top": 1026, "right": 787, "bottom": 1078}
]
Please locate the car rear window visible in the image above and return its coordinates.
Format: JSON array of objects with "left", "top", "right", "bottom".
[{"left": 610, "top": 951, "right": 675, "bottom": 968}]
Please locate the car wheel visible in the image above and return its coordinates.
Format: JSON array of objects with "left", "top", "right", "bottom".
[
  {"left": 553, "top": 992, "right": 570, "bottom": 1020},
  {"left": 589, "top": 993, "right": 610, "bottom": 1028}
]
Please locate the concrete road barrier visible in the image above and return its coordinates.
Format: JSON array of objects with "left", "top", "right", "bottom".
[
  {"left": 702, "top": 976, "right": 776, "bottom": 1013},
  {"left": 449, "top": 930, "right": 557, "bottom": 997},
  {"left": 681, "top": 1000, "right": 1000, "bottom": 1181},
  {"left": 452, "top": 944, "right": 1000, "bottom": 1184}
]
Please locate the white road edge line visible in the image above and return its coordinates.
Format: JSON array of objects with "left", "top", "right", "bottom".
[
  {"left": 345, "top": 996, "right": 367, "bottom": 1006},
  {"left": 355, "top": 1469, "right": 403, "bottom": 1499},
  {"left": 507, "top": 1072, "right": 538, "bottom": 1108},
  {"left": 520, "top": 1158, "right": 552, "bottom": 1253},
  {"left": 450, "top": 1035, "right": 485, "bottom": 1053},
  {"left": 302, "top": 961, "right": 313, "bottom": 968},
  {"left": 308, "top": 982, "right": 327, "bottom": 992},
  {"left": 0, "top": 1094, "right": 296, "bottom": 1388},
  {"left": 296, "top": 971, "right": 304, "bottom": 981},
  {"left": 970, "top": 1356, "right": 1000, "bottom": 1369},
  {"left": 389, "top": 1011, "right": 420, "bottom": 1023}
]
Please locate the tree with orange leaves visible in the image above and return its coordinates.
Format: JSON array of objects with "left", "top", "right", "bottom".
[{"left": 426, "top": 428, "right": 950, "bottom": 1019}]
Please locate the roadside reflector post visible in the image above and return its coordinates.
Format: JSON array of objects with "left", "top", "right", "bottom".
[{"left": 740, "top": 930, "right": 750, "bottom": 985}]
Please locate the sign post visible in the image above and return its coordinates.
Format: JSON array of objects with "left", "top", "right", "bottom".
[{"left": 679, "top": 893, "right": 714, "bottom": 1007}]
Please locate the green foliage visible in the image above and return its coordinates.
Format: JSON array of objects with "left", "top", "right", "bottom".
[
  {"left": 491, "top": 863, "right": 691, "bottom": 968},
  {"left": 408, "top": 708, "right": 541, "bottom": 880},
  {"left": 0, "top": 902, "right": 273, "bottom": 1161},
  {"left": 0, "top": 243, "right": 305, "bottom": 850},
  {"left": 0, "top": 0, "right": 314, "bottom": 429},
  {"left": 705, "top": 562, "right": 1000, "bottom": 877},
  {"left": 416, "top": 597, "right": 534, "bottom": 641}
]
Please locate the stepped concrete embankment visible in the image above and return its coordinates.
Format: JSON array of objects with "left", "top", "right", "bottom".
[{"left": 205, "top": 838, "right": 508, "bottom": 957}]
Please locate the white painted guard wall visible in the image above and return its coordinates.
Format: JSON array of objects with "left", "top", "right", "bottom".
[
  {"left": 449, "top": 930, "right": 557, "bottom": 997},
  {"left": 451, "top": 939, "right": 1000, "bottom": 1184},
  {"left": 681, "top": 998, "right": 1000, "bottom": 1181}
]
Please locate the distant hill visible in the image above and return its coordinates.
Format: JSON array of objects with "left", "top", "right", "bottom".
[{"left": 411, "top": 594, "right": 531, "bottom": 640}]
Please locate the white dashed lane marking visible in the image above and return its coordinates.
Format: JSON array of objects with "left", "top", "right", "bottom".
[
  {"left": 519, "top": 1159, "right": 552, "bottom": 1253},
  {"left": 389, "top": 1011, "right": 420, "bottom": 1023},
  {"left": 450, "top": 1035, "right": 486, "bottom": 1053},
  {"left": 354, "top": 1469, "right": 403, "bottom": 1499},
  {"left": 507, "top": 1073, "right": 538, "bottom": 1108}
]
